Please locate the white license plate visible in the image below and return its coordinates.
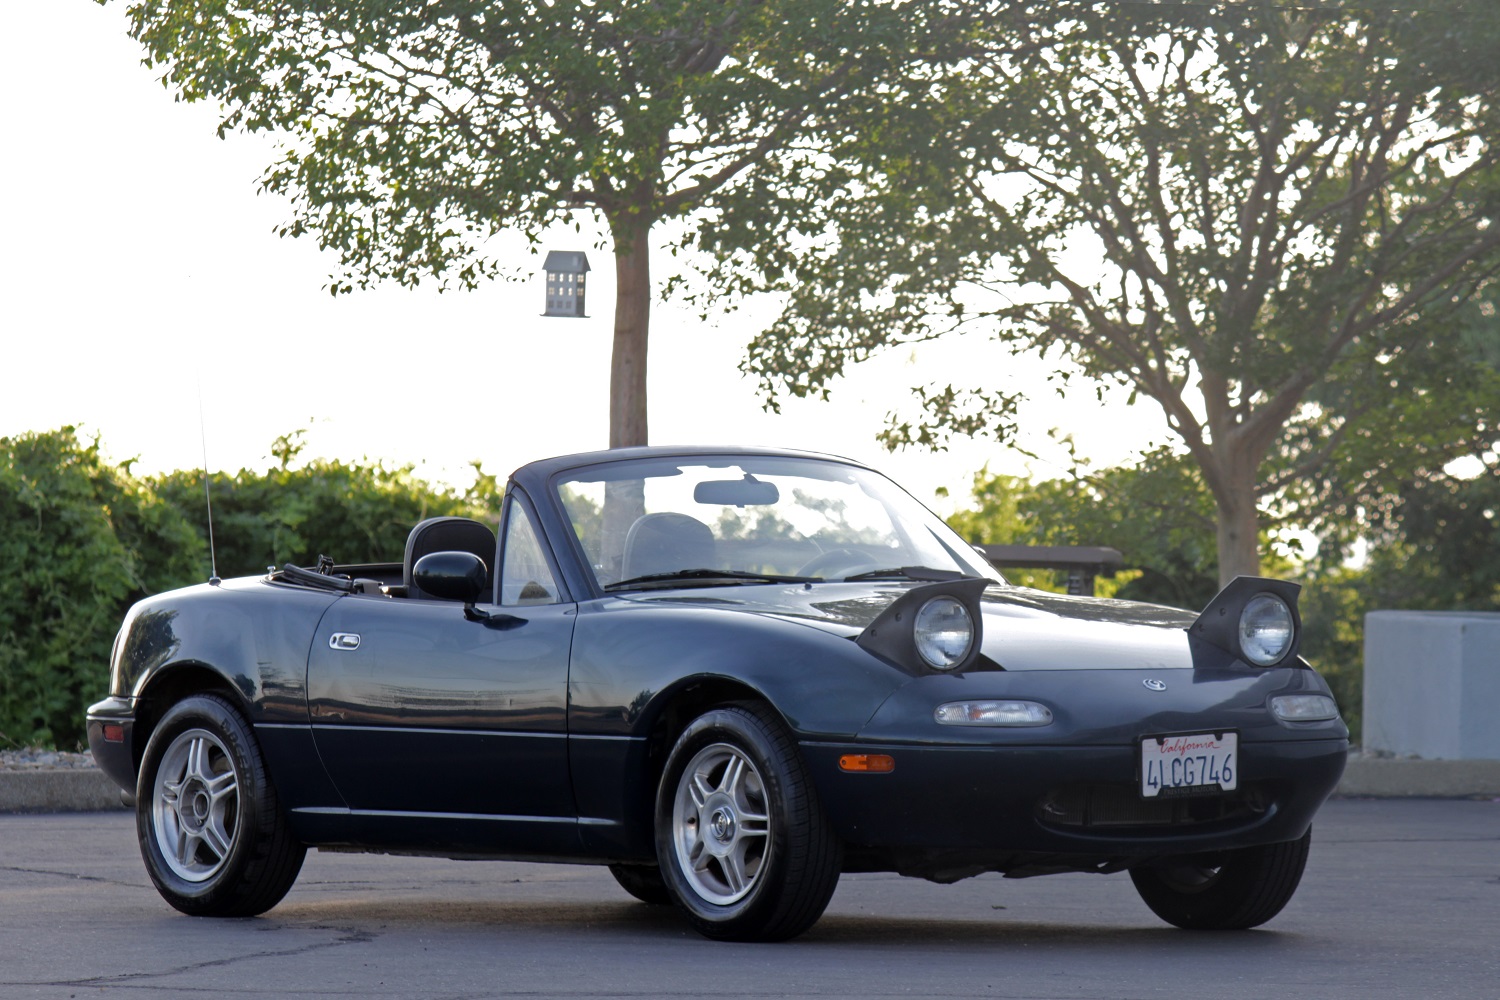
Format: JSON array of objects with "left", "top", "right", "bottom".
[{"left": 1140, "top": 732, "right": 1238, "bottom": 797}]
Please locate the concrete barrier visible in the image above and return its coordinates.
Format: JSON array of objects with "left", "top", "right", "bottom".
[{"left": 1364, "top": 610, "right": 1500, "bottom": 761}]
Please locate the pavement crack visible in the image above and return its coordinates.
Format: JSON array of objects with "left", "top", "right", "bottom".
[
  {"left": 1, "top": 863, "right": 140, "bottom": 888},
  {"left": 58, "top": 927, "right": 376, "bottom": 988}
]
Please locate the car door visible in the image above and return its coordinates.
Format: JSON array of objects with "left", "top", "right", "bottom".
[{"left": 306, "top": 497, "right": 577, "bottom": 853}]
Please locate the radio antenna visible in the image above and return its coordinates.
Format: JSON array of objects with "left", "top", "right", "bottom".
[{"left": 196, "top": 375, "right": 221, "bottom": 586}]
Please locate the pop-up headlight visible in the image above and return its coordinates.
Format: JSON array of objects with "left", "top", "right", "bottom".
[
  {"left": 1190, "top": 576, "right": 1302, "bottom": 668},
  {"left": 913, "top": 596, "right": 974, "bottom": 671},
  {"left": 856, "top": 577, "right": 988, "bottom": 675}
]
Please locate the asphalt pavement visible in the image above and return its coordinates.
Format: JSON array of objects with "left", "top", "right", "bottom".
[{"left": 2, "top": 798, "right": 1496, "bottom": 999}]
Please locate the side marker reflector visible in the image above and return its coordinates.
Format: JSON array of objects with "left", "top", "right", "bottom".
[
  {"left": 102, "top": 724, "right": 125, "bottom": 743},
  {"left": 838, "top": 753, "right": 895, "bottom": 773}
]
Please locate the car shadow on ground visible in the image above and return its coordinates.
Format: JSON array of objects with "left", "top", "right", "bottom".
[{"left": 259, "top": 895, "right": 1308, "bottom": 952}]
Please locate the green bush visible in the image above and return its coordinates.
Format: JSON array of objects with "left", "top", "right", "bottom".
[
  {"left": 151, "top": 436, "right": 499, "bottom": 579},
  {"left": 0, "top": 427, "right": 500, "bottom": 748},
  {"left": 0, "top": 429, "right": 203, "bottom": 747}
]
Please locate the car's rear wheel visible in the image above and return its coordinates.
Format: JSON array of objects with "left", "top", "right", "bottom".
[
  {"left": 1129, "top": 829, "right": 1311, "bottom": 930},
  {"left": 608, "top": 863, "right": 672, "bottom": 905},
  {"left": 136, "top": 694, "right": 305, "bottom": 916},
  {"left": 655, "top": 704, "right": 842, "bottom": 941}
]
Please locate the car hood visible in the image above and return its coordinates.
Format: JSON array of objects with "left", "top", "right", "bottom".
[{"left": 618, "top": 582, "right": 1198, "bottom": 671}]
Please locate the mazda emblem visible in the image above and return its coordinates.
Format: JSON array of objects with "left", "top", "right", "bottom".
[{"left": 1142, "top": 678, "right": 1167, "bottom": 692}]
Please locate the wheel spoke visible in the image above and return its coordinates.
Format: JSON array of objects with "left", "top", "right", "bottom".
[
  {"left": 720, "top": 755, "right": 745, "bottom": 797},
  {"left": 720, "top": 851, "right": 747, "bottom": 895},
  {"left": 174, "top": 826, "right": 199, "bottom": 868},
  {"left": 689, "top": 770, "right": 714, "bottom": 808},
  {"left": 738, "top": 809, "right": 769, "bottom": 835},
  {"left": 201, "top": 815, "right": 233, "bottom": 861},
  {"left": 185, "top": 736, "right": 212, "bottom": 784},
  {"left": 205, "top": 768, "right": 237, "bottom": 805}
]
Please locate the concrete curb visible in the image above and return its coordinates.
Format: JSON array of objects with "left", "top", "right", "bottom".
[
  {"left": 0, "top": 770, "right": 128, "bottom": 814},
  {"left": 4, "top": 757, "right": 1500, "bottom": 814},
  {"left": 1335, "top": 757, "right": 1500, "bottom": 799}
]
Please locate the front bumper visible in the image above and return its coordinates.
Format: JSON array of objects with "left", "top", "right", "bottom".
[
  {"left": 801, "top": 735, "right": 1347, "bottom": 867},
  {"left": 85, "top": 696, "right": 139, "bottom": 800}
]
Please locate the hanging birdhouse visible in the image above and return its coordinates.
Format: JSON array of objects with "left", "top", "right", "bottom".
[{"left": 543, "top": 251, "right": 590, "bottom": 317}]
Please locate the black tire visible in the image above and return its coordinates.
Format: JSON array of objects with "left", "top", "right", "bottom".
[
  {"left": 655, "top": 704, "right": 842, "bottom": 942},
  {"left": 136, "top": 693, "right": 306, "bottom": 917},
  {"left": 1129, "top": 829, "right": 1312, "bottom": 930},
  {"left": 608, "top": 863, "right": 673, "bottom": 905}
]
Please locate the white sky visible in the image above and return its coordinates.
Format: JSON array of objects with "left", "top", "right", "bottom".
[{"left": 2, "top": 0, "right": 1173, "bottom": 513}]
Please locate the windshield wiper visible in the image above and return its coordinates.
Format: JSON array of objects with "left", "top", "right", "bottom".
[
  {"left": 841, "top": 565, "right": 979, "bottom": 583},
  {"left": 604, "top": 568, "right": 821, "bottom": 591}
]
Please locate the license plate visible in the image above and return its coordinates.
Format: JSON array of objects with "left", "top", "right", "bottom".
[{"left": 1140, "top": 732, "right": 1237, "bottom": 797}]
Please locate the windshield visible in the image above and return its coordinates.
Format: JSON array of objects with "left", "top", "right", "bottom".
[{"left": 552, "top": 455, "right": 1003, "bottom": 591}]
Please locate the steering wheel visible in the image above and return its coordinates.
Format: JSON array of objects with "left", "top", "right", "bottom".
[{"left": 796, "top": 548, "right": 878, "bottom": 579}]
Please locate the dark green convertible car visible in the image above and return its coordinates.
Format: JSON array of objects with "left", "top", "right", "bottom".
[{"left": 88, "top": 446, "right": 1348, "bottom": 941}]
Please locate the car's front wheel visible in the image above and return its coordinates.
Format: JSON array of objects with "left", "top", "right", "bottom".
[
  {"left": 1129, "top": 829, "right": 1311, "bottom": 930},
  {"left": 655, "top": 704, "right": 842, "bottom": 941},
  {"left": 136, "top": 693, "right": 306, "bottom": 916}
]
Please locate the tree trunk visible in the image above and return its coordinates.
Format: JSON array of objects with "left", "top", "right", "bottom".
[
  {"left": 609, "top": 215, "right": 652, "bottom": 450},
  {"left": 1215, "top": 493, "right": 1261, "bottom": 586},
  {"left": 1210, "top": 445, "right": 1263, "bottom": 586}
]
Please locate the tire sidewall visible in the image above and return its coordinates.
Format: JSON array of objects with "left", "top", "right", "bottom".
[
  {"left": 653, "top": 707, "right": 797, "bottom": 931},
  {"left": 136, "top": 694, "right": 268, "bottom": 913}
]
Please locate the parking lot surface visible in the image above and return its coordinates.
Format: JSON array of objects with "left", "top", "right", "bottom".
[{"left": 2, "top": 798, "right": 1496, "bottom": 999}]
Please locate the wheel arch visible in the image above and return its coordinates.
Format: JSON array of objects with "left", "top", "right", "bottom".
[
  {"left": 131, "top": 662, "right": 251, "bottom": 776},
  {"left": 612, "top": 674, "right": 784, "bottom": 861}
]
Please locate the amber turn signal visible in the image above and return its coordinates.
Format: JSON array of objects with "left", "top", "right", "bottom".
[{"left": 838, "top": 753, "right": 895, "bottom": 773}]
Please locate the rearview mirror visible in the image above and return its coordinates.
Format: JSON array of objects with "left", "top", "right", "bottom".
[{"left": 693, "top": 476, "right": 780, "bottom": 507}]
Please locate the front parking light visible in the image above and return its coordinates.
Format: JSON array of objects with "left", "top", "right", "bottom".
[
  {"left": 935, "top": 701, "right": 1053, "bottom": 727},
  {"left": 1270, "top": 694, "right": 1339, "bottom": 722}
]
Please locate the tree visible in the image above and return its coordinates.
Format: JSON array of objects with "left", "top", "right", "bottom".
[
  {"left": 946, "top": 446, "right": 1222, "bottom": 609},
  {"left": 712, "top": 3, "right": 1500, "bottom": 584},
  {"left": 121, "top": 0, "right": 991, "bottom": 449},
  {"left": 1359, "top": 456, "right": 1500, "bottom": 613}
]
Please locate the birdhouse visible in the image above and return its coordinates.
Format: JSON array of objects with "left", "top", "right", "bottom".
[{"left": 543, "top": 251, "right": 590, "bottom": 317}]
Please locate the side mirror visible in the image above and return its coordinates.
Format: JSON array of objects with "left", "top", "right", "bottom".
[{"left": 413, "top": 551, "right": 487, "bottom": 604}]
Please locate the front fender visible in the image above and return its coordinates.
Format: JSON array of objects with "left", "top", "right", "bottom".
[
  {"left": 568, "top": 598, "right": 910, "bottom": 740},
  {"left": 110, "top": 577, "right": 340, "bottom": 722}
]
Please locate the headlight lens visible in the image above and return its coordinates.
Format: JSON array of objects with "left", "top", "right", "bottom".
[
  {"left": 1270, "top": 694, "right": 1339, "bottom": 722},
  {"left": 913, "top": 596, "right": 974, "bottom": 670},
  {"left": 935, "top": 701, "right": 1053, "bottom": 727},
  {"left": 1238, "top": 593, "right": 1294, "bottom": 665}
]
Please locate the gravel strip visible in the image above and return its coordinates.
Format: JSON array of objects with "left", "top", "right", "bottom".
[{"left": 0, "top": 748, "right": 99, "bottom": 771}]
